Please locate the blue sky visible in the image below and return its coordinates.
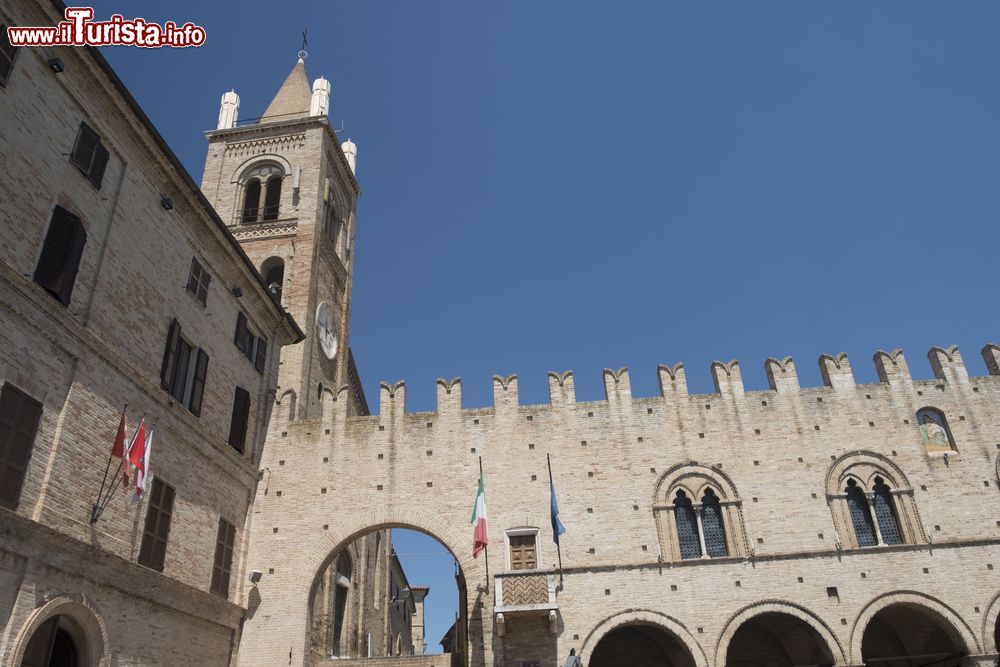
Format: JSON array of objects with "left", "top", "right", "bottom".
[{"left": 91, "top": 0, "right": 999, "bottom": 653}]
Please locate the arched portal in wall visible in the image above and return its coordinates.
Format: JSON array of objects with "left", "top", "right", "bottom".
[
  {"left": 724, "top": 612, "right": 835, "bottom": 666},
  {"left": 589, "top": 622, "right": 698, "bottom": 667},
  {"left": 307, "top": 526, "right": 469, "bottom": 665},
  {"left": 9, "top": 595, "right": 109, "bottom": 667},
  {"left": 860, "top": 602, "right": 969, "bottom": 666}
]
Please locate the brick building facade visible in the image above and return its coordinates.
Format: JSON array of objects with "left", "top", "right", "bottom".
[{"left": 3, "top": 1, "right": 1000, "bottom": 666}]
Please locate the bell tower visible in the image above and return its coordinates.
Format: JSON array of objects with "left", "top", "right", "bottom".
[{"left": 201, "top": 54, "right": 365, "bottom": 418}]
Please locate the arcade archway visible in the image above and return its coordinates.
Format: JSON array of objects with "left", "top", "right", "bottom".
[
  {"left": 590, "top": 622, "right": 698, "bottom": 667},
  {"left": 725, "top": 612, "right": 835, "bottom": 666},
  {"left": 860, "top": 603, "right": 969, "bottom": 666}
]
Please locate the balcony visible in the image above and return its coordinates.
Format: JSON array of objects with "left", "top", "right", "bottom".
[
  {"left": 493, "top": 571, "right": 558, "bottom": 636},
  {"left": 240, "top": 204, "right": 281, "bottom": 224}
]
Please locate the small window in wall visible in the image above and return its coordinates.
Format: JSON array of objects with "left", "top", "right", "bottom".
[
  {"left": 0, "top": 24, "right": 19, "bottom": 87},
  {"left": 674, "top": 490, "right": 702, "bottom": 559},
  {"left": 34, "top": 206, "right": 87, "bottom": 306},
  {"left": 138, "top": 478, "right": 175, "bottom": 572},
  {"left": 186, "top": 257, "right": 211, "bottom": 306},
  {"left": 262, "top": 175, "right": 282, "bottom": 221},
  {"left": 234, "top": 312, "right": 267, "bottom": 374},
  {"left": 159, "top": 318, "right": 209, "bottom": 416},
  {"left": 0, "top": 383, "right": 43, "bottom": 509},
  {"left": 508, "top": 533, "right": 537, "bottom": 570},
  {"left": 69, "top": 122, "right": 110, "bottom": 189},
  {"left": 210, "top": 518, "right": 237, "bottom": 597},
  {"left": 846, "top": 479, "right": 877, "bottom": 547},
  {"left": 227, "top": 386, "right": 251, "bottom": 453},
  {"left": 916, "top": 407, "right": 957, "bottom": 453}
]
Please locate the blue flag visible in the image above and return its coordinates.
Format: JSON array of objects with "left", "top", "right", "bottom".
[{"left": 550, "top": 475, "right": 566, "bottom": 544}]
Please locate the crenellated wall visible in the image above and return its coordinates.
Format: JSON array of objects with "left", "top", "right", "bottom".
[{"left": 240, "top": 342, "right": 1000, "bottom": 667}]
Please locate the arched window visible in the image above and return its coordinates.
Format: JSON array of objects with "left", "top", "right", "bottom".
[
  {"left": 673, "top": 490, "right": 701, "bottom": 560},
  {"left": 872, "top": 477, "right": 902, "bottom": 545},
  {"left": 263, "top": 175, "right": 282, "bottom": 221},
  {"left": 846, "top": 479, "right": 877, "bottom": 547},
  {"left": 701, "top": 488, "right": 728, "bottom": 557},
  {"left": 827, "top": 452, "right": 925, "bottom": 549},
  {"left": 260, "top": 256, "right": 285, "bottom": 301},
  {"left": 916, "top": 407, "right": 957, "bottom": 454},
  {"left": 654, "top": 463, "right": 748, "bottom": 562},
  {"left": 241, "top": 178, "right": 260, "bottom": 223}
]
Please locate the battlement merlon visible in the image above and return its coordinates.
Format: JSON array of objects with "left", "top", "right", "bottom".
[
  {"left": 983, "top": 343, "right": 1000, "bottom": 376},
  {"left": 711, "top": 360, "right": 743, "bottom": 397},
  {"left": 362, "top": 344, "right": 997, "bottom": 418},
  {"left": 765, "top": 357, "right": 798, "bottom": 392},
  {"left": 547, "top": 371, "right": 575, "bottom": 406},
  {"left": 820, "top": 352, "right": 855, "bottom": 390},
  {"left": 436, "top": 377, "right": 462, "bottom": 413},
  {"left": 929, "top": 345, "right": 968, "bottom": 384}
]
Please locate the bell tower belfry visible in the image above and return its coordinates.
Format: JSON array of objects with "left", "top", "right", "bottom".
[{"left": 201, "top": 55, "right": 366, "bottom": 419}]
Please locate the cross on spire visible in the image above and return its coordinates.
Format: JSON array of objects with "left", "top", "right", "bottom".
[{"left": 298, "top": 27, "right": 308, "bottom": 61}]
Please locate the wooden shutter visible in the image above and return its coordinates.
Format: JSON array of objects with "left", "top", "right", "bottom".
[
  {"left": 197, "top": 270, "right": 211, "bottom": 305},
  {"left": 186, "top": 257, "right": 201, "bottom": 295},
  {"left": 188, "top": 349, "right": 209, "bottom": 416},
  {"left": 159, "top": 319, "right": 181, "bottom": 390},
  {"left": 70, "top": 123, "right": 99, "bottom": 174},
  {"left": 138, "top": 478, "right": 175, "bottom": 571},
  {"left": 509, "top": 535, "right": 537, "bottom": 570},
  {"left": 210, "top": 518, "right": 237, "bottom": 596},
  {"left": 227, "top": 387, "right": 251, "bottom": 453},
  {"left": 254, "top": 338, "right": 267, "bottom": 373},
  {"left": 34, "top": 206, "right": 86, "bottom": 306},
  {"left": 0, "top": 24, "right": 18, "bottom": 87},
  {"left": 89, "top": 142, "right": 109, "bottom": 189},
  {"left": 0, "top": 384, "right": 43, "bottom": 509},
  {"left": 234, "top": 312, "right": 247, "bottom": 349}
]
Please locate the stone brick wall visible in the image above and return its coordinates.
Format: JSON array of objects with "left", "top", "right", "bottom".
[
  {"left": 0, "top": 0, "right": 299, "bottom": 664},
  {"left": 240, "top": 346, "right": 1000, "bottom": 666}
]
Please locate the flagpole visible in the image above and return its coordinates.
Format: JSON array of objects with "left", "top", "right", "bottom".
[
  {"left": 95, "top": 412, "right": 144, "bottom": 523},
  {"left": 480, "top": 456, "right": 490, "bottom": 594},
  {"left": 548, "top": 453, "right": 564, "bottom": 586},
  {"left": 91, "top": 404, "right": 127, "bottom": 524}
]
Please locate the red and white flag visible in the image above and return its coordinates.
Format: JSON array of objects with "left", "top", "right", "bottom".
[
  {"left": 126, "top": 419, "right": 146, "bottom": 494},
  {"left": 110, "top": 409, "right": 129, "bottom": 487},
  {"left": 470, "top": 469, "right": 489, "bottom": 558},
  {"left": 131, "top": 424, "right": 153, "bottom": 500}
]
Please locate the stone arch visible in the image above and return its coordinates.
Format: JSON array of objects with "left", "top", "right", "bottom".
[
  {"left": 580, "top": 609, "right": 708, "bottom": 667},
  {"left": 825, "top": 451, "right": 925, "bottom": 548},
  {"left": 276, "top": 389, "right": 297, "bottom": 422},
  {"left": 230, "top": 154, "right": 292, "bottom": 185},
  {"left": 299, "top": 506, "right": 484, "bottom": 664},
  {"left": 981, "top": 589, "right": 1000, "bottom": 655},
  {"left": 7, "top": 593, "right": 111, "bottom": 667},
  {"left": 849, "top": 591, "right": 980, "bottom": 663},
  {"left": 653, "top": 462, "right": 748, "bottom": 560},
  {"left": 715, "top": 600, "right": 846, "bottom": 667}
]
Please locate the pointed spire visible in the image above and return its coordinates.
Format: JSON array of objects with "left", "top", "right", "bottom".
[{"left": 259, "top": 60, "right": 312, "bottom": 122}]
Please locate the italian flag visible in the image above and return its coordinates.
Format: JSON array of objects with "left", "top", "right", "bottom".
[{"left": 471, "top": 469, "right": 489, "bottom": 558}]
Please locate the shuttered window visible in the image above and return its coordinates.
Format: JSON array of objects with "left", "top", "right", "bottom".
[
  {"left": 138, "top": 478, "right": 175, "bottom": 571},
  {"left": 674, "top": 491, "right": 702, "bottom": 559},
  {"left": 700, "top": 490, "right": 728, "bottom": 557},
  {"left": 69, "top": 122, "right": 110, "bottom": 189},
  {"left": 227, "top": 387, "right": 250, "bottom": 454},
  {"left": 159, "top": 319, "right": 208, "bottom": 416},
  {"left": 508, "top": 534, "right": 537, "bottom": 570},
  {"left": 0, "top": 384, "right": 43, "bottom": 509},
  {"left": 186, "top": 257, "right": 211, "bottom": 306},
  {"left": 189, "top": 349, "right": 209, "bottom": 417},
  {"left": 234, "top": 312, "right": 248, "bottom": 349},
  {"left": 846, "top": 480, "right": 877, "bottom": 547},
  {"left": 254, "top": 338, "right": 268, "bottom": 373},
  {"left": 210, "top": 518, "right": 237, "bottom": 597},
  {"left": 34, "top": 206, "right": 86, "bottom": 306},
  {"left": 872, "top": 478, "right": 902, "bottom": 545},
  {"left": 0, "top": 24, "right": 18, "bottom": 87}
]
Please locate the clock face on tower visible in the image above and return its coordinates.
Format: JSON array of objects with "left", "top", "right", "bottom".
[{"left": 315, "top": 302, "right": 338, "bottom": 360}]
